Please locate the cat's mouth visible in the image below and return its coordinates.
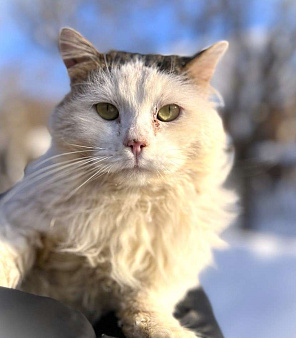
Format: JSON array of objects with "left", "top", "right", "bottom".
[
  {"left": 111, "top": 152, "right": 158, "bottom": 180},
  {"left": 124, "top": 165, "right": 151, "bottom": 173},
  {"left": 120, "top": 161, "right": 154, "bottom": 177},
  {"left": 124, "top": 153, "right": 150, "bottom": 171},
  {"left": 133, "top": 162, "right": 142, "bottom": 169}
]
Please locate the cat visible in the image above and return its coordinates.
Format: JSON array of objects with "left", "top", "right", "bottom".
[{"left": 0, "top": 28, "right": 237, "bottom": 337}]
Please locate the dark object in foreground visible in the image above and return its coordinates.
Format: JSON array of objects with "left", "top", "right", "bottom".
[
  {"left": 0, "top": 287, "right": 96, "bottom": 338},
  {"left": 0, "top": 287, "right": 223, "bottom": 338}
]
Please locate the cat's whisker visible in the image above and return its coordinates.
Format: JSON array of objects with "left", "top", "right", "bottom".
[
  {"left": 88, "top": 162, "right": 114, "bottom": 180},
  {"left": 32, "top": 150, "right": 90, "bottom": 169},
  {"left": 66, "top": 143, "right": 106, "bottom": 150},
  {"left": 50, "top": 161, "right": 105, "bottom": 189},
  {"left": 82, "top": 165, "right": 115, "bottom": 190},
  {"left": 33, "top": 156, "right": 112, "bottom": 189},
  {"left": 66, "top": 171, "right": 100, "bottom": 198},
  {"left": 16, "top": 161, "right": 107, "bottom": 205},
  {"left": 33, "top": 147, "right": 111, "bottom": 170},
  {"left": 50, "top": 166, "right": 101, "bottom": 200},
  {"left": 85, "top": 171, "right": 108, "bottom": 188},
  {"left": 33, "top": 151, "right": 94, "bottom": 168},
  {"left": 22, "top": 156, "right": 96, "bottom": 185},
  {"left": 0, "top": 157, "right": 106, "bottom": 205},
  {"left": 84, "top": 163, "right": 115, "bottom": 185},
  {"left": 106, "top": 163, "right": 114, "bottom": 175},
  {"left": 63, "top": 159, "right": 113, "bottom": 200}
]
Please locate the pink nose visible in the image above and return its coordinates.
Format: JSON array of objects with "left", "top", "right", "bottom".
[{"left": 126, "top": 140, "right": 147, "bottom": 156}]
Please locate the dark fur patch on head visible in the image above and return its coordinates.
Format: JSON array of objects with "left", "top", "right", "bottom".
[{"left": 96, "top": 50, "right": 204, "bottom": 75}]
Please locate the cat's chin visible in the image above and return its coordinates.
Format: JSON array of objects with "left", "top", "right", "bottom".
[{"left": 112, "top": 167, "right": 160, "bottom": 187}]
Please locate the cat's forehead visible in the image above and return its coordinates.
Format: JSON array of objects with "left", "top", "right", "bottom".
[
  {"left": 86, "top": 58, "right": 194, "bottom": 109},
  {"left": 96, "top": 50, "right": 203, "bottom": 75}
]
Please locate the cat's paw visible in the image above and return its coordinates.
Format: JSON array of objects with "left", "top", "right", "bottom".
[
  {"left": 0, "top": 259, "right": 20, "bottom": 288},
  {"left": 122, "top": 311, "right": 197, "bottom": 338},
  {"left": 149, "top": 327, "right": 197, "bottom": 338}
]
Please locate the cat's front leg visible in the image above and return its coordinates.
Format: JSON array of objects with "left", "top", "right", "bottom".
[{"left": 118, "top": 293, "right": 197, "bottom": 338}]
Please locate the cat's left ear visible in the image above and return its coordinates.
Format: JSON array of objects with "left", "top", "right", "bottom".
[
  {"left": 59, "top": 27, "right": 100, "bottom": 83},
  {"left": 185, "top": 41, "right": 229, "bottom": 83}
]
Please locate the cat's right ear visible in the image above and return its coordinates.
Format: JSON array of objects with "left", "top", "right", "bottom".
[
  {"left": 184, "top": 41, "right": 229, "bottom": 84},
  {"left": 59, "top": 28, "right": 100, "bottom": 83}
]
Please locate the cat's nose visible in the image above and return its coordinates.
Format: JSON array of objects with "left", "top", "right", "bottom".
[{"left": 126, "top": 139, "right": 147, "bottom": 156}]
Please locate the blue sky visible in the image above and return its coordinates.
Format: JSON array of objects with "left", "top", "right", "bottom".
[{"left": 0, "top": 0, "right": 280, "bottom": 101}]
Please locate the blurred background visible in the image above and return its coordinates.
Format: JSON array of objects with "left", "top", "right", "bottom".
[{"left": 0, "top": 0, "right": 295, "bottom": 337}]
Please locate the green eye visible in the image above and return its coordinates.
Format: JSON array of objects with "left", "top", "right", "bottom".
[
  {"left": 157, "top": 104, "right": 180, "bottom": 122},
  {"left": 96, "top": 103, "right": 119, "bottom": 120}
]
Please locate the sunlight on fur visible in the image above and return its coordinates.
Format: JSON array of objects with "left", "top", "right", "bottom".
[{"left": 0, "top": 27, "right": 237, "bottom": 337}]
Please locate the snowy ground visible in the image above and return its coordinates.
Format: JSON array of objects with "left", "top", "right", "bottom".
[{"left": 200, "top": 228, "right": 296, "bottom": 338}]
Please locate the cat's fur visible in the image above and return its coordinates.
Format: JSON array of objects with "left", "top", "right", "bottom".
[{"left": 0, "top": 28, "right": 237, "bottom": 337}]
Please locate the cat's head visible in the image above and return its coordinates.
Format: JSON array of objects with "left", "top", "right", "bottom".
[{"left": 50, "top": 28, "right": 229, "bottom": 187}]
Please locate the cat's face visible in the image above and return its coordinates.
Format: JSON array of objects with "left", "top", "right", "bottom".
[{"left": 50, "top": 28, "right": 228, "bottom": 186}]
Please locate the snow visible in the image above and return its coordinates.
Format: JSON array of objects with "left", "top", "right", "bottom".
[
  {"left": 201, "top": 229, "right": 296, "bottom": 338},
  {"left": 253, "top": 181, "right": 296, "bottom": 237}
]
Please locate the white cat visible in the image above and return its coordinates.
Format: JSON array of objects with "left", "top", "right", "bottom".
[{"left": 0, "top": 28, "right": 237, "bottom": 337}]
